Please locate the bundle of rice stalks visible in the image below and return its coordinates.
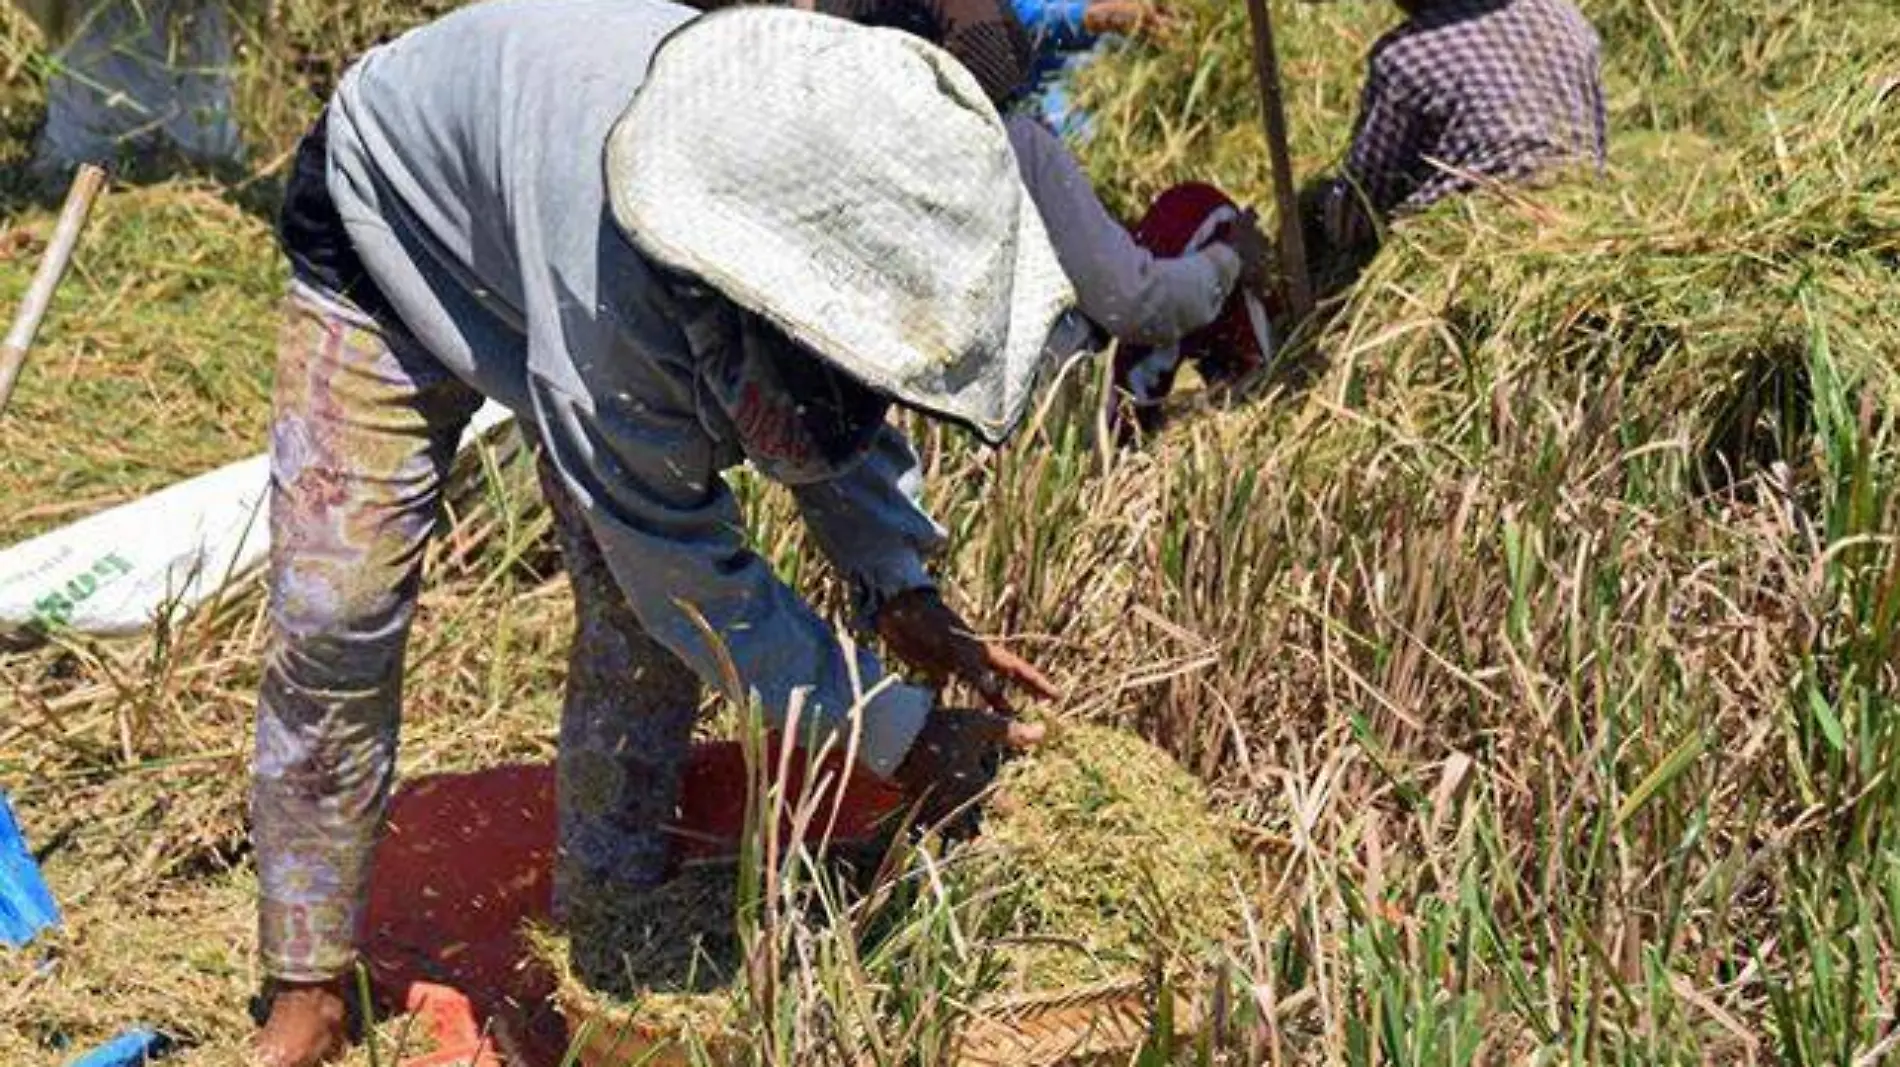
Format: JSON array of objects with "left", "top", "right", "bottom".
[
  {"left": 1070, "top": 0, "right": 1899, "bottom": 506},
  {"left": 1316, "top": 80, "right": 1900, "bottom": 488}
]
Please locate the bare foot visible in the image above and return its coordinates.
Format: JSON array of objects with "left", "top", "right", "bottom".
[{"left": 253, "top": 981, "right": 350, "bottom": 1067}]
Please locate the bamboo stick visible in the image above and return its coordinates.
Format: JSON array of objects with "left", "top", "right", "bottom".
[
  {"left": 1242, "top": 0, "right": 1315, "bottom": 323},
  {"left": 1, "top": 164, "right": 109, "bottom": 416}
]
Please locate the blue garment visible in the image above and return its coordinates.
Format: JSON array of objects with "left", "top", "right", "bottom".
[
  {"left": 1035, "top": 52, "right": 1100, "bottom": 140},
  {"left": 1011, "top": 0, "right": 1091, "bottom": 80},
  {"left": 1009, "top": 0, "right": 1101, "bottom": 140},
  {"left": 65, "top": 1029, "right": 172, "bottom": 1067},
  {"left": 0, "top": 792, "right": 60, "bottom": 948}
]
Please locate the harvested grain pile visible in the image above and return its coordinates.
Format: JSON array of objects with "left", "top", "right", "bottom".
[
  {"left": 537, "top": 723, "right": 1243, "bottom": 1059},
  {"left": 960, "top": 722, "right": 1246, "bottom": 991},
  {"left": 531, "top": 861, "right": 744, "bottom": 1041}
]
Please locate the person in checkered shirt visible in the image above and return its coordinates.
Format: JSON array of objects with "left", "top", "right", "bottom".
[{"left": 1310, "top": 0, "right": 1608, "bottom": 285}]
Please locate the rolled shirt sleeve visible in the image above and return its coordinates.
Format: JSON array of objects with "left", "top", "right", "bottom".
[
  {"left": 1006, "top": 115, "right": 1240, "bottom": 347},
  {"left": 528, "top": 373, "right": 931, "bottom": 780},
  {"left": 791, "top": 424, "right": 948, "bottom": 625}
]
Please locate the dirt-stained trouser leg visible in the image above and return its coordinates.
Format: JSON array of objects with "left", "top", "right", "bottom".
[
  {"left": 534, "top": 457, "right": 702, "bottom": 922},
  {"left": 251, "top": 280, "right": 481, "bottom": 982}
]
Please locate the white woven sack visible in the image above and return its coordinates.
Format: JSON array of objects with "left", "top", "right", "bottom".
[
  {"left": 606, "top": 7, "right": 1076, "bottom": 444},
  {"left": 0, "top": 403, "right": 513, "bottom": 644}
]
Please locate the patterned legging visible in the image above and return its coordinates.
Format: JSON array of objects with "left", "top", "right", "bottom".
[{"left": 252, "top": 281, "right": 700, "bottom": 982}]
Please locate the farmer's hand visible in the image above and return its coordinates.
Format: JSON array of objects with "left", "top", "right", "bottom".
[
  {"left": 875, "top": 588, "right": 1060, "bottom": 713},
  {"left": 1227, "top": 208, "right": 1273, "bottom": 292},
  {"left": 1083, "top": 0, "right": 1175, "bottom": 38},
  {"left": 892, "top": 706, "right": 1045, "bottom": 824}
]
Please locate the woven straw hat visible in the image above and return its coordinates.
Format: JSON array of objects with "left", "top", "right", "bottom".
[{"left": 605, "top": 7, "right": 1077, "bottom": 444}]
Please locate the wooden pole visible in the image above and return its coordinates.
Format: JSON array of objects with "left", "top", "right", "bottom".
[
  {"left": 0, "top": 164, "right": 108, "bottom": 417},
  {"left": 1242, "top": 0, "right": 1315, "bottom": 324}
]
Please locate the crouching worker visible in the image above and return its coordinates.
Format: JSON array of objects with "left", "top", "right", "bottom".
[
  {"left": 1308, "top": 0, "right": 1608, "bottom": 290},
  {"left": 1005, "top": 135, "right": 1273, "bottom": 438},
  {"left": 253, "top": 3, "right": 1078, "bottom": 1063},
  {"left": 815, "top": 0, "right": 1272, "bottom": 437}
]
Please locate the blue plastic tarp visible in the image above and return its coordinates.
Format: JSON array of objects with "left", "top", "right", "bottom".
[
  {"left": 1, "top": 791, "right": 61, "bottom": 947},
  {"left": 65, "top": 1028, "right": 172, "bottom": 1067}
]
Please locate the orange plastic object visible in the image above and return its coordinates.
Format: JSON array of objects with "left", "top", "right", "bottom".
[
  {"left": 363, "top": 741, "right": 903, "bottom": 1067},
  {"left": 670, "top": 738, "right": 907, "bottom": 861},
  {"left": 400, "top": 984, "right": 504, "bottom": 1067}
]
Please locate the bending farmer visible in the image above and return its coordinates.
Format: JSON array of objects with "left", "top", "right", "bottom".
[{"left": 254, "top": 3, "right": 1075, "bottom": 1063}]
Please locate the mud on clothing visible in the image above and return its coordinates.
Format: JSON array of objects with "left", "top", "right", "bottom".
[{"left": 258, "top": 0, "right": 946, "bottom": 982}]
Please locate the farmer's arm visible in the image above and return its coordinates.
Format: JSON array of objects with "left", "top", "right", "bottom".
[
  {"left": 792, "top": 424, "right": 1059, "bottom": 714},
  {"left": 1080, "top": 0, "right": 1169, "bottom": 39},
  {"left": 1006, "top": 115, "right": 1241, "bottom": 346},
  {"left": 790, "top": 424, "right": 946, "bottom": 622},
  {"left": 530, "top": 378, "right": 931, "bottom": 778},
  {"left": 1018, "top": 0, "right": 1165, "bottom": 45}
]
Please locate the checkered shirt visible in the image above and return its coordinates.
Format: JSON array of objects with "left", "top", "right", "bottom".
[{"left": 1343, "top": 0, "right": 1607, "bottom": 218}]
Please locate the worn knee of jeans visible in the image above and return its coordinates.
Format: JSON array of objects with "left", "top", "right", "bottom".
[{"left": 537, "top": 459, "right": 701, "bottom": 915}]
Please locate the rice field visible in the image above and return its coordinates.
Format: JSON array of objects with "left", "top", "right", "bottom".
[{"left": 3, "top": 0, "right": 1899, "bottom": 1064}]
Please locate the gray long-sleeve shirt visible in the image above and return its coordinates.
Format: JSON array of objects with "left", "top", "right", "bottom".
[
  {"left": 323, "top": 0, "right": 940, "bottom": 776},
  {"left": 1005, "top": 116, "right": 1241, "bottom": 345}
]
